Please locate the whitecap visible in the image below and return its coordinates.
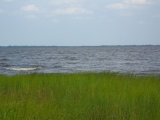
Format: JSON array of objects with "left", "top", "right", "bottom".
[{"left": 6, "top": 67, "right": 38, "bottom": 71}]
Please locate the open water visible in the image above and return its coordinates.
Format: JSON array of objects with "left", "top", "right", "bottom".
[{"left": 0, "top": 46, "right": 160, "bottom": 75}]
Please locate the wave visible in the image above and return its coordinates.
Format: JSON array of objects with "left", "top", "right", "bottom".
[
  {"left": 0, "top": 63, "right": 10, "bottom": 67},
  {"left": 5, "top": 67, "right": 40, "bottom": 71},
  {"left": 0, "top": 58, "right": 8, "bottom": 61}
]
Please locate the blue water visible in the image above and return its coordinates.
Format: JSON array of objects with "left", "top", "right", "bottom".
[{"left": 0, "top": 46, "right": 160, "bottom": 75}]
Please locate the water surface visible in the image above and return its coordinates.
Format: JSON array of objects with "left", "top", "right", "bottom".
[{"left": 0, "top": 46, "right": 160, "bottom": 75}]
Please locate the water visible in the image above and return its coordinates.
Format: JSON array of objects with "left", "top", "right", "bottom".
[{"left": 0, "top": 46, "right": 160, "bottom": 75}]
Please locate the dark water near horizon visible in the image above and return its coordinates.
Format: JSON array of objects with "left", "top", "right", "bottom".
[{"left": 0, "top": 46, "right": 160, "bottom": 75}]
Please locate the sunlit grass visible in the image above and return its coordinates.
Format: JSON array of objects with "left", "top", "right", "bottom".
[{"left": 0, "top": 72, "right": 160, "bottom": 119}]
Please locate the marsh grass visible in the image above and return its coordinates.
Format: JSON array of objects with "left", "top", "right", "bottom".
[{"left": 0, "top": 72, "right": 160, "bottom": 119}]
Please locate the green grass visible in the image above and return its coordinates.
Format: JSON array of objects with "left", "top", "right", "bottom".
[{"left": 0, "top": 72, "right": 160, "bottom": 120}]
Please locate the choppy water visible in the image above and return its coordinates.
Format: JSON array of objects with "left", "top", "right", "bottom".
[{"left": 0, "top": 46, "right": 160, "bottom": 75}]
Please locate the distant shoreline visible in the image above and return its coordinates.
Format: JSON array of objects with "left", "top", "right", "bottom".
[{"left": 0, "top": 45, "right": 160, "bottom": 47}]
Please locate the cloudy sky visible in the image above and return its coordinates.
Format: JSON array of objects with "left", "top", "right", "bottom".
[{"left": 0, "top": 0, "right": 160, "bottom": 46}]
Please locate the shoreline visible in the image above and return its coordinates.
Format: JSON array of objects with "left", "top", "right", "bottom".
[{"left": 1, "top": 71, "right": 160, "bottom": 76}]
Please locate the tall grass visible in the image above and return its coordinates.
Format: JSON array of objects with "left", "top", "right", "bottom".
[{"left": 0, "top": 72, "right": 160, "bottom": 120}]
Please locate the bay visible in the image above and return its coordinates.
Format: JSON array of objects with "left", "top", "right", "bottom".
[{"left": 0, "top": 46, "right": 160, "bottom": 75}]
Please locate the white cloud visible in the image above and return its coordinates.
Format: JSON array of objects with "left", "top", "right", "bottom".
[
  {"left": 0, "top": 9, "right": 4, "bottom": 13},
  {"left": 138, "top": 20, "right": 146, "bottom": 25},
  {"left": 50, "top": 0, "right": 76, "bottom": 6},
  {"left": 52, "top": 7, "right": 93, "bottom": 15},
  {"left": 50, "top": 0, "right": 93, "bottom": 16},
  {"left": 52, "top": 18, "right": 59, "bottom": 22},
  {"left": 50, "top": 0, "right": 84, "bottom": 6},
  {"left": 74, "top": 16, "right": 83, "bottom": 20},
  {"left": 152, "top": 14, "right": 160, "bottom": 19},
  {"left": 107, "top": 0, "right": 150, "bottom": 10},
  {"left": 22, "top": 4, "right": 39, "bottom": 13},
  {"left": 125, "top": 0, "right": 148, "bottom": 5},
  {"left": 3, "top": 0, "right": 13, "bottom": 2},
  {"left": 107, "top": 3, "right": 127, "bottom": 10},
  {"left": 25, "top": 15, "right": 37, "bottom": 19}
]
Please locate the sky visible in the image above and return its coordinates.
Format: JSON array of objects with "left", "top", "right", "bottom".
[{"left": 0, "top": 0, "right": 160, "bottom": 46}]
